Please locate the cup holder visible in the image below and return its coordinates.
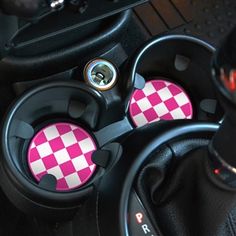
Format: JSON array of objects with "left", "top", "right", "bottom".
[
  {"left": 0, "top": 80, "right": 109, "bottom": 220},
  {"left": 125, "top": 35, "right": 224, "bottom": 127}
]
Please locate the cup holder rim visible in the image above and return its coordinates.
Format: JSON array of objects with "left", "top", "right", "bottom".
[{"left": 125, "top": 34, "right": 216, "bottom": 109}]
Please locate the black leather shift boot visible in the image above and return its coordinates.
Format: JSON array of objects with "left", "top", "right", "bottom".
[{"left": 137, "top": 144, "right": 236, "bottom": 236}]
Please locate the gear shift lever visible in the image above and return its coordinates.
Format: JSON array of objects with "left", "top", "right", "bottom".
[
  {"left": 210, "top": 28, "right": 236, "bottom": 186},
  {"left": 137, "top": 27, "right": 236, "bottom": 236},
  {"left": 0, "top": 0, "right": 44, "bottom": 18}
]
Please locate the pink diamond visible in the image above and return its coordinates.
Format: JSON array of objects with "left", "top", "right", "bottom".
[
  {"left": 42, "top": 154, "right": 58, "bottom": 169},
  {"left": 73, "top": 129, "right": 90, "bottom": 142},
  {"left": 57, "top": 178, "right": 69, "bottom": 190},
  {"left": 148, "top": 93, "right": 162, "bottom": 106},
  {"left": 167, "top": 84, "right": 182, "bottom": 96},
  {"left": 133, "top": 90, "right": 146, "bottom": 100},
  {"left": 29, "top": 148, "right": 41, "bottom": 162},
  {"left": 56, "top": 124, "right": 72, "bottom": 135},
  {"left": 143, "top": 108, "right": 158, "bottom": 122},
  {"left": 34, "top": 132, "right": 47, "bottom": 145},
  {"left": 67, "top": 144, "right": 83, "bottom": 159},
  {"left": 130, "top": 103, "right": 142, "bottom": 116},
  {"left": 164, "top": 98, "right": 179, "bottom": 111},
  {"left": 49, "top": 137, "right": 65, "bottom": 152},
  {"left": 152, "top": 80, "right": 166, "bottom": 90},
  {"left": 84, "top": 152, "right": 94, "bottom": 166},
  {"left": 78, "top": 167, "right": 92, "bottom": 182},
  {"left": 60, "top": 161, "right": 76, "bottom": 176},
  {"left": 181, "top": 103, "right": 193, "bottom": 117},
  {"left": 160, "top": 113, "right": 173, "bottom": 120}
]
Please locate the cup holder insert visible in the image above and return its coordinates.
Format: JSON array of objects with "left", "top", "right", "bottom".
[
  {"left": 127, "top": 35, "right": 224, "bottom": 126},
  {"left": 27, "top": 122, "right": 97, "bottom": 191},
  {"left": 129, "top": 78, "right": 193, "bottom": 127}
]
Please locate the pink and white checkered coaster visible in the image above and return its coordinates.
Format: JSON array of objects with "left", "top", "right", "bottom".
[
  {"left": 27, "top": 123, "right": 97, "bottom": 191},
  {"left": 129, "top": 79, "right": 193, "bottom": 127}
]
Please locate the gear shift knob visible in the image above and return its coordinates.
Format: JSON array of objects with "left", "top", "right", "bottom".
[
  {"left": 210, "top": 27, "right": 236, "bottom": 186},
  {"left": 213, "top": 26, "right": 236, "bottom": 112},
  {"left": 0, "top": 0, "right": 44, "bottom": 18}
]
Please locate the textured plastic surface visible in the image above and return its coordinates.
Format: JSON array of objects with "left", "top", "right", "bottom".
[
  {"left": 0, "top": 11, "right": 131, "bottom": 82},
  {"left": 134, "top": 0, "right": 236, "bottom": 46}
]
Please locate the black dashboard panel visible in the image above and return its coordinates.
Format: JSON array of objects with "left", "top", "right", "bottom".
[{"left": 1, "top": 0, "right": 147, "bottom": 56}]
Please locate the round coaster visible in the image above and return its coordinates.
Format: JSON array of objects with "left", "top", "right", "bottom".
[
  {"left": 27, "top": 123, "right": 97, "bottom": 191},
  {"left": 129, "top": 79, "right": 193, "bottom": 127}
]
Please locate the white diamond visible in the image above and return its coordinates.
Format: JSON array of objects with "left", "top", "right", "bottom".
[
  {"left": 170, "top": 107, "right": 186, "bottom": 119},
  {"left": 143, "top": 82, "right": 156, "bottom": 96},
  {"left": 174, "top": 93, "right": 189, "bottom": 106},
  {"left": 157, "top": 87, "right": 173, "bottom": 101},
  {"left": 136, "top": 97, "right": 152, "bottom": 112},
  {"left": 30, "top": 159, "right": 46, "bottom": 175},
  {"left": 89, "top": 165, "right": 96, "bottom": 172},
  {"left": 61, "top": 131, "right": 77, "bottom": 147},
  {"left": 133, "top": 113, "right": 148, "bottom": 127},
  {"left": 47, "top": 166, "right": 64, "bottom": 179},
  {"left": 36, "top": 142, "right": 53, "bottom": 158},
  {"left": 44, "top": 126, "right": 60, "bottom": 141},
  {"left": 72, "top": 156, "right": 89, "bottom": 171},
  {"left": 54, "top": 148, "right": 71, "bottom": 164},
  {"left": 79, "top": 138, "right": 95, "bottom": 154},
  {"left": 65, "top": 173, "right": 81, "bottom": 188},
  {"left": 154, "top": 103, "right": 169, "bottom": 117}
]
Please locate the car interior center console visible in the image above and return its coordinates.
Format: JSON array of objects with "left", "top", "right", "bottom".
[{"left": 0, "top": 1, "right": 236, "bottom": 236}]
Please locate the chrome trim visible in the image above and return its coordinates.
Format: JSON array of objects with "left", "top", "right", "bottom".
[{"left": 84, "top": 58, "right": 118, "bottom": 91}]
